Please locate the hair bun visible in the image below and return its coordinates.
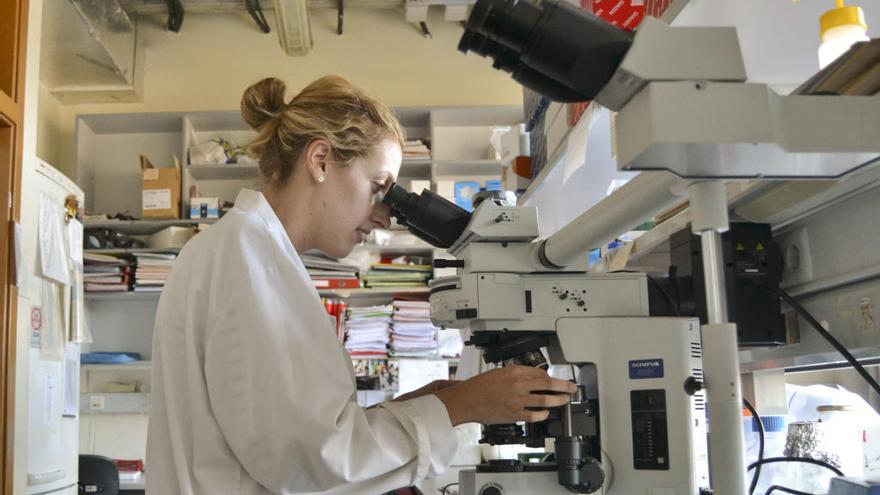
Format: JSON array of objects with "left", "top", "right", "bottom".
[{"left": 241, "top": 77, "right": 288, "bottom": 131}]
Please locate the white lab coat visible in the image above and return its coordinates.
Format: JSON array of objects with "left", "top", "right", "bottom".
[{"left": 146, "top": 189, "right": 458, "bottom": 495}]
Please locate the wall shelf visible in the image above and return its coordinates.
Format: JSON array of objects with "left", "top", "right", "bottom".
[
  {"left": 352, "top": 244, "right": 433, "bottom": 255},
  {"left": 85, "top": 292, "right": 162, "bottom": 301},
  {"left": 80, "top": 393, "right": 151, "bottom": 415},
  {"left": 318, "top": 287, "right": 430, "bottom": 298},
  {"left": 84, "top": 219, "right": 215, "bottom": 236},
  {"left": 432, "top": 159, "right": 504, "bottom": 178},
  {"left": 81, "top": 362, "right": 152, "bottom": 372},
  {"left": 186, "top": 164, "right": 260, "bottom": 181},
  {"left": 84, "top": 248, "right": 179, "bottom": 255}
]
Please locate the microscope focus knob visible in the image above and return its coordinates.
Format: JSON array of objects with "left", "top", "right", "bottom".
[
  {"left": 479, "top": 484, "right": 503, "bottom": 495},
  {"left": 683, "top": 376, "right": 704, "bottom": 396}
]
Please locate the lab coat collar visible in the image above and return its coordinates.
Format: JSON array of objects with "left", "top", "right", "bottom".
[{"left": 233, "top": 189, "right": 300, "bottom": 256}]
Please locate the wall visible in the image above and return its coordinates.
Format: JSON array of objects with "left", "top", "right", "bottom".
[
  {"left": 16, "top": 1, "right": 45, "bottom": 492},
  {"left": 42, "top": 8, "right": 523, "bottom": 178},
  {"left": 36, "top": 82, "right": 63, "bottom": 167}
]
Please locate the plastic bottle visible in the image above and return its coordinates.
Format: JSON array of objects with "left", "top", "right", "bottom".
[{"left": 818, "top": 0, "right": 870, "bottom": 69}]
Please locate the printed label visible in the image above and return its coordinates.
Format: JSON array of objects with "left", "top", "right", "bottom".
[
  {"left": 143, "top": 189, "right": 172, "bottom": 210},
  {"left": 143, "top": 169, "right": 159, "bottom": 181},
  {"left": 629, "top": 359, "right": 664, "bottom": 379}
]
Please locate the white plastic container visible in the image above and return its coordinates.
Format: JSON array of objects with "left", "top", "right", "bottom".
[
  {"left": 743, "top": 415, "right": 792, "bottom": 466},
  {"left": 818, "top": 1, "right": 870, "bottom": 69},
  {"left": 819, "top": 25, "right": 870, "bottom": 68}
]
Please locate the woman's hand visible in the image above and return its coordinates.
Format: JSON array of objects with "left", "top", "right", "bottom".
[
  {"left": 392, "top": 379, "right": 459, "bottom": 402},
  {"left": 432, "top": 366, "right": 576, "bottom": 426}
]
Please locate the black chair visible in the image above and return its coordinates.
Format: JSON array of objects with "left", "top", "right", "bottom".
[{"left": 78, "top": 455, "right": 119, "bottom": 494}]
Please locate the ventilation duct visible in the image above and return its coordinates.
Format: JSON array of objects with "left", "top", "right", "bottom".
[
  {"left": 41, "top": 0, "right": 144, "bottom": 102},
  {"left": 273, "top": 0, "right": 314, "bottom": 55}
]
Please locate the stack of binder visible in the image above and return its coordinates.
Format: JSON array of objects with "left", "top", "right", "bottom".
[
  {"left": 362, "top": 262, "right": 432, "bottom": 288},
  {"left": 132, "top": 253, "right": 176, "bottom": 292},
  {"left": 403, "top": 139, "right": 431, "bottom": 159},
  {"left": 302, "top": 253, "right": 361, "bottom": 290},
  {"left": 84, "top": 253, "right": 130, "bottom": 292}
]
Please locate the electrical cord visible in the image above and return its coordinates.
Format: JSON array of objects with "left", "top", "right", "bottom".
[
  {"left": 764, "top": 486, "right": 815, "bottom": 495},
  {"left": 747, "top": 457, "right": 844, "bottom": 477},
  {"left": 439, "top": 482, "right": 459, "bottom": 495},
  {"left": 766, "top": 286, "right": 880, "bottom": 398},
  {"left": 742, "top": 397, "right": 765, "bottom": 495}
]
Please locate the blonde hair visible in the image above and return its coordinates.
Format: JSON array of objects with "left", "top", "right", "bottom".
[{"left": 240, "top": 76, "right": 405, "bottom": 184}]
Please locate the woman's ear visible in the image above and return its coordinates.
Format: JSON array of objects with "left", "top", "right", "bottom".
[{"left": 304, "top": 139, "right": 332, "bottom": 184}]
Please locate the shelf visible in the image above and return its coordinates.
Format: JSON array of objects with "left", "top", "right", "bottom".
[
  {"left": 85, "top": 291, "right": 162, "bottom": 301},
  {"left": 318, "top": 287, "right": 430, "bottom": 298},
  {"left": 85, "top": 248, "right": 179, "bottom": 255},
  {"left": 81, "top": 362, "right": 152, "bottom": 372},
  {"left": 186, "top": 163, "right": 260, "bottom": 180},
  {"left": 80, "top": 393, "right": 150, "bottom": 414},
  {"left": 431, "top": 159, "right": 504, "bottom": 178},
  {"left": 352, "top": 244, "right": 433, "bottom": 255},
  {"left": 400, "top": 158, "right": 432, "bottom": 177},
  {"left": 628, "top": 181, "right": 764, "bottom": 261},
  {"left": 84, "top": 219, "right": 216, "bottom": 236}
]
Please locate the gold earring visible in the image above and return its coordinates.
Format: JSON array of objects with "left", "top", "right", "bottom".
[{"left": 318, "top": 176, "right": 325, "bottom": 183}]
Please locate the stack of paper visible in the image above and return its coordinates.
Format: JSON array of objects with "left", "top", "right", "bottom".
[
  {"left": 302, "top": 253, "right": 361, "bottom": 289},
  {"left": 344, "top": 305, "right": 393, "bottom": 359},
  {"left": 133, "top": 253, "right": 176, "bottom": 292},
  {"left": 390, "top": 299, "right": 438, "bottom": 358},
  {"left": 403, "top": 139, "right": 431, "bottom": 159},
  {"left": 362, "top": 262, "right": 432, "bottom": 288},
  {"left": 84, "top": 253, "right": 130, "bottom": 292},
  {"left": 438, "top": 328, "right": 465, "bottom": 358}
]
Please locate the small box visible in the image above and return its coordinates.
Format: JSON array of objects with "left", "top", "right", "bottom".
[
  {"left": 409, "top": 180, "right": 431, "bottom": 195},
  {"left": 148, "top": 226, "right": 194, "bottom": 249},
  {"left": 190, "top": 197, "right": 220, "bottom": 219},
  {"left": 454, "top": 181, "right": 481, "bottom": 212},
  {"left": 140, "top": 155, "right": 181, "bottom": 219}
]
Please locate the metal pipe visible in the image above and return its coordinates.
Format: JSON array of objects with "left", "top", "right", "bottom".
[
  {"left": 688, "top": 180, "right": 746, "bottom": 495},
  {"left": 700, "top": 230, "right": 728, "bottom": 324},
  {"left": 562, "top": 402, "right": 573, "bottom": 437},
  {"left": 540, "top": 172, "right": 686, "bottom": 269}
]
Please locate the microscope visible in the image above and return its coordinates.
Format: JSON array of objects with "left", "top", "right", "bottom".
[
  {"left": 385, "top": 0, "right": 880, "bottom": 492},
  {"left": 383, "top": 186, "right": 710, "bottom": 494}
]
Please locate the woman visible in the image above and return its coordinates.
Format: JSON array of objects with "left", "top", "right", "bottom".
[{"left": 146, "top": 76, "right": 576, "bottom": 494}]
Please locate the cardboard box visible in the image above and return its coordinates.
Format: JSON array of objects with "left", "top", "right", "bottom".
[
  {"left": 140, "top": 155, "right": 181, "bottom": 219},
  {"left": 189, "top": 196, "right": 220, "bottom": 219},
  {"left": 148, "top": 226, "right": 194, "bottom": 249}
]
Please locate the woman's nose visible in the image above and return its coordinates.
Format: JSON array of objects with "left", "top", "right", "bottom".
[{"left": 372, "top": 203, "right": 392, "bottom": 229}]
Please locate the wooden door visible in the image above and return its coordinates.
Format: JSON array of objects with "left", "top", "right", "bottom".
[{"left": 0, "top": 0, "right": 29, "bottom": 492}]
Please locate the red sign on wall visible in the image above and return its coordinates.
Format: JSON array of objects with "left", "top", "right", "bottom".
[
  {"left": 587, "top": 0, "right": 645, "bottom": 31},
  {"left": 569, "top": 0, "right": 672, "bottom": 126}
]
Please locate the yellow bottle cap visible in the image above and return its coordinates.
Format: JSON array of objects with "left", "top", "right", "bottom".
[{"left": 820, "top": 1, "right": 868, "bottom": 38}]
